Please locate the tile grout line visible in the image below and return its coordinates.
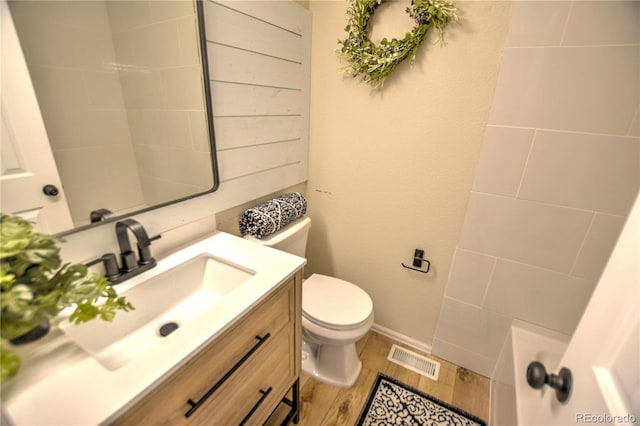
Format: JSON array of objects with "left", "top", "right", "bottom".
[
  {"left": 568, "top": 211, "right": 596, "bottom": 276},
  {"left": 558, "top": 0, "right": 575, "bottom": 46},
  {"left": 485, "top": 124, "right": 638, "bottom": 139},
  {"left": 626, "top": 104, "right": 639, "bottom": 136},
  {"left": 479, "top": 256, "right": 498, "bottom": 308},
  {"left": 514, "top": 129, "right": 536, "bottom": 199},
  {"left": 469, "top": 190, "right": 627, "bottom": 218},
  {"left": 456, "top": 247, "right": 598, "bottom": 281}
]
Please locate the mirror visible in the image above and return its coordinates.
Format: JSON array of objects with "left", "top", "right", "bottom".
[{"left": 6, "top": 0, "right": 218, "bottom": 234}]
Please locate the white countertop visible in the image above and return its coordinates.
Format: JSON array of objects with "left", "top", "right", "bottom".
[{"left": 1, "top": 232, "right": 306, "bottom": 425}]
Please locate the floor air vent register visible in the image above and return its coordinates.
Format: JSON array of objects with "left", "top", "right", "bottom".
[{"left": 387, "top": 344, "right": 441, "bottom": 381}]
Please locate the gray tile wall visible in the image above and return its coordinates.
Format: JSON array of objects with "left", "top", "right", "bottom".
[{"left": 432, "top": 0, "right": 640, "bottom": 377}]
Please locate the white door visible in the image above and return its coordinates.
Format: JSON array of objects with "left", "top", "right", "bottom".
[
  {"left": 0, "top": 0, "right": 74, "bottom": 233},
  {"left": 533, "top": 192, "right": 639, "bottom": 425}
]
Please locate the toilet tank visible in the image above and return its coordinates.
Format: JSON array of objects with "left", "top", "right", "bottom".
[{"left": 243, "top": 216, "right": 311, "bottom": 257}]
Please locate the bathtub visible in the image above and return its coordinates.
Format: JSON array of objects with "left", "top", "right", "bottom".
[{"left": 491, "top": 320, "right": 570, "bottom": 425}]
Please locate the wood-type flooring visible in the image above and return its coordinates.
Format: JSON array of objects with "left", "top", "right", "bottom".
[{"left": 266, "top": 330, "right": 490, "bottom": 425}]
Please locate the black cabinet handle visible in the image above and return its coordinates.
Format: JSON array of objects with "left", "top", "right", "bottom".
[
  {"left": 185, "top": 333, "right": 271, "bottom": 418},
  {"left": 239, "top": 387, "right": 273, "bottom": 426}
]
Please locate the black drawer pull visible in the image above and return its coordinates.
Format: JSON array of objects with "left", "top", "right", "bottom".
[
  {"left": 185, "top": 333, "right": 271, "bottom": 418},
  {"left": 239, "top": 387, "right": 273, "bottom": 426}
]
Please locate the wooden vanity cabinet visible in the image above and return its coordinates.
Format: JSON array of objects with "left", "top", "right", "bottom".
[{"left": 111, "top": 271, "right": 302, "bottom": 426}]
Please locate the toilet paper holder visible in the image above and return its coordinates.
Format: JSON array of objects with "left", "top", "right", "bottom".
[{"left": 401, "top": 249, "right": 431, "bottom": 274}]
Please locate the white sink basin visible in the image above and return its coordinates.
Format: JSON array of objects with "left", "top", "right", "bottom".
[{"left": 59, "top": 253, "right": 254, "bottom": 370}]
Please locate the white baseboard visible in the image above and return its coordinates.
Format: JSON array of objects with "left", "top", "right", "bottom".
[{"left": 371, "top": 323, "right": 432, "bottom": 354}]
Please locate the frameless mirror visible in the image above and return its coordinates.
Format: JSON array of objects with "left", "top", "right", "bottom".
[{"left": 3, "top": 0, "right": 218, "bottom": 234}]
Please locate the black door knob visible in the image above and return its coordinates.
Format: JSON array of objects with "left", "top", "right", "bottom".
[
  {"left": 42, "top": 184, "right": 59, "bottom": 196},
  {"left": 527, "top": 361, "right": 572, "bottom": 403}
]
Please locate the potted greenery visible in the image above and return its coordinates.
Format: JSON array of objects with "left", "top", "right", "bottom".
[{"left": 0, "top": 214, "right": 133, "bottom": 382}]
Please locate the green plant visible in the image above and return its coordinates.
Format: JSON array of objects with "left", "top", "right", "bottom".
[
  {"left": 337, "top": 0, "right": 458, "bottom": 88},
  {"left": 0, "top": 214, "right": 133, "bottom": 381}
]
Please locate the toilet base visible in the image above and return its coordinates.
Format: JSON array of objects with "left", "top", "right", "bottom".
[{"left": 301, "top": 339, "right": 362, "bottom": 388}]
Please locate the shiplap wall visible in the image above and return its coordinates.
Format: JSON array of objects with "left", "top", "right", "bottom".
[{"left": 204, "top": 0, "right": 311, "bottom": 206}]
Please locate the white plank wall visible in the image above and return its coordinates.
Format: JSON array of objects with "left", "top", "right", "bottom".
[{"left": 204, "top": 0, "right": 310, "bottom": 204}]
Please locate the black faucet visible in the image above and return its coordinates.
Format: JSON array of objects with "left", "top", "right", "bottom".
[
  {"left": 89, "top": 208, "right": 114, "bottom": 223},
  {"left": 116, "top": 219, "right": 159, "bottom": 271},
  {"left": 86, "top": 219, "right": 161, "bottom": 285}
]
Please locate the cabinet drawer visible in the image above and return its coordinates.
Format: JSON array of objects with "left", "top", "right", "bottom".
[
  {"left": 189, "top": 328, "right": 294, "bottom": 425},
  {"left": 112, "top": 278, "right": 295, "bottom": 425}
]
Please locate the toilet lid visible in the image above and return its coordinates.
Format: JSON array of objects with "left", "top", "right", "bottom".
[{"left": 302, "top": 274, "right": 373, "bottom": 329}]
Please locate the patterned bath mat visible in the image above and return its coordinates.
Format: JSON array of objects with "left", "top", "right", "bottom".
[{"left": 356, "top": 373, "right": 486, "bottom": 426}]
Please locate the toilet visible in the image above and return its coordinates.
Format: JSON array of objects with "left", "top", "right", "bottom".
[{"left": 243, "top": 216, "right": 374, "bottom": 387}]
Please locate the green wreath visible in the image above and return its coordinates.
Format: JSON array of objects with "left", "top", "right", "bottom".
[{"left": 338, "top": 0, "right": 458, "bottom": 88}]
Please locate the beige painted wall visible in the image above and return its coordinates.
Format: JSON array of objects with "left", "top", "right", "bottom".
[{"left": 305, "top": 1, "right": 512, "bottom": 345}]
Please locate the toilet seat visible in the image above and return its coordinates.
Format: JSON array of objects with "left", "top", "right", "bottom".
[{"left": 302, "top": 274, "right": 373, "bottom": 331}]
